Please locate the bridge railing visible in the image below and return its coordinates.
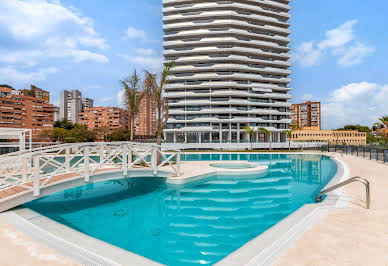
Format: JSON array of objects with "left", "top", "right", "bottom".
[{"left": 0, "top": 142, "right": 181, "bottom": 197}]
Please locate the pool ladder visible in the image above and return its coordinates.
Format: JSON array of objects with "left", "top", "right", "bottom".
[{"left": 316, "top": 176, "right": 370, "bottom": 209}]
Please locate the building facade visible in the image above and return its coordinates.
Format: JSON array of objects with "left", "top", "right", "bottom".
[
  {"left": 134, "top": 92, "right": 156, "bottom": 138},
  {"left": 290, "top": 130, "right": 367, "bottom": 146},
  {"left": 288, "top": 101, "right": 321, "bottom": 129},
  {"left": 60, "top": 90, "right": 93, "bottom": 124},
  {"left": 53, "top": 106, "right": 60, "bottom": 122},
  {"left": 78, "top": 107, "right": 128, "bottom": 139},
  {"left": 0, "top": 86, "right": 54, "bottom": 140},
  {"left": 163, "top": 0, "right": 292, "bottom": 144},
  {"left": 20, "top": 85, "right": 50, "bottom": 103},
  {"left": 82, "top": 98, "right": 94, "bottom": 109}
]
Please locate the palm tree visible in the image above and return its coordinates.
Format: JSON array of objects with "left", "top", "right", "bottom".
[
  {"left": 374, "top": 116, "right": 388, "bottom": 147},
  {"left": 244, "top": 125, "right": 255, "bottom": 150},
  {"left": 143, "top": 61, "right": 175, "bottom": 146},
  {"left": 258, "top": 127, "right": 271, "bottom": 150},
  {"left": 121, "top": 70, "right": 146, "bottom": 141},
  {"left": 283, "top": 122, "right": 301, "bottom": 150},
  {"left": 283, "top": 129, "right": 292, "bottom": 150}
]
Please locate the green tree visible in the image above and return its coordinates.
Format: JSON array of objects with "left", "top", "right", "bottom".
[
  {"left": 41, "top": 128, "right": 68, "bottom": 142},
  {"left": 54, "top": 119, "right": 75, "bottom": 130},
  {"left": 258, "top": 127, "right": 271, "bottom": 150},
  {"left": 120, "top": 70, "right": 146, "bottom": 141},
  {"left": 374, "top": 116, "right": 388, "bottom": 147},
  {"left": 93, "top": 126, "right": 110, "bottom": 141},
  {"left": 67, "top": 125, "right": 96, "bottom": 143},
  {"left": 106, "top": 128, "right": 131, "bottom": 141},
  {"left": 143, "top": 61, "right": 175, "bottom": 147},
  {"left": 244, "top": 125, "right": 255, "bottom": 150},
  {"left": 337, "top": 124, "right": 371, "bottom": 133}
]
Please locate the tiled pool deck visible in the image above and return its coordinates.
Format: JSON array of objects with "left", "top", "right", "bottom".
[{"left": 0, "top": 153, "right": 387, "bottom": 265}]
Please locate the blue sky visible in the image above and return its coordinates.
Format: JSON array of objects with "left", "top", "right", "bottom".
[{"left": 0, "top": 0, "right": 387, "bottom": 129}]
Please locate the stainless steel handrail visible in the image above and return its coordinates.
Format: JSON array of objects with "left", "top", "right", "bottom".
[{"left": 316, "top": 176, "right": 370, "bottom": 209}]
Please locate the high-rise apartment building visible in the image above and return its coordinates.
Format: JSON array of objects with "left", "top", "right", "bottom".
[
  {"left": 134, "top": 92, "right": 156, "bottom": 138},
  {"left": 0, "top": 85, "right": 54, "bottom": 139},
  {"left": 82, "top": 98, "right": 94, "bottom": 109},
  {"left": 288, "top": 101, "right": 321, "bottom": 129},
  {"left": 163, "top": 0, "right": 292, "bottom": 144},
  {"left": 53, "top": 106, "right": 60, "bottom": 122},
  {"left": 60, "top": 90, "right": 93, "bottom": 124}
]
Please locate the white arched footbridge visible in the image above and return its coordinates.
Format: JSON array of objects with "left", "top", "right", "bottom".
[{"left": 0, "top": 142, "right": 181, "bottom": 212}]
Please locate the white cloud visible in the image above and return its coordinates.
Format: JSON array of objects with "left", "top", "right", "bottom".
[
  {"left": 321, "top": 82, "right": 388, "bottom": 129},
  {"left": 134, "top": 48, "right": 155, "bottom": 56},
  {"left": 0, "top": 0, "right": 108, "bottom": 77},
  {"left": 318, "top": 20, "right": 357, "bottom": 50},
  {"left": 124, "top": 27, "right": 146, "bottom": 40},
  {"left": 337, "top": 43, "right": 376, "bottom": 67},
  {"left": 293, "top": 20, "right": 374, "bottom": 67},
  {"left": 0, "top": 0, "right": 107, "bottom": 49},
  {"left": 118, "top": 49, "right": 163, "bottom": 72},
  {"left": 0, "top": 67, "right": 59, "bottom": 84},
  {"left": 117, "top": 90, "right": 125, "bottom": 107}
]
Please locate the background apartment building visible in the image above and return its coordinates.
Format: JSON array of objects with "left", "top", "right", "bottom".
[
  {"left": 163, "top": 0, "right": 292, "bottom": 144},
  {"left": 134, "top": 92, "right": 156, "bottom": 138},
  {"left": 290, "top": 129, "right": 367, "bottom": 146},
  {"left": 60, "top": 90, "right": 94, "bottom": 124},
  {"left": 289, "top": 101, "right": 321, "bottom": 129},
  {"left": 20, "top": 85, "right": 50, "bottom": 102},
  {"left": 0, "top": 85, "right": 54, "bottom": 140},
  {"left": 53, "top": 106, "right": 60, "bottom": 122},
  {"left": 78, "top": 107, "right": 128, "bottom": 139}
]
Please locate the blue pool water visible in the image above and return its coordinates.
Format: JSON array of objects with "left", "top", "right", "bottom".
[{"left": 25, "top": 154, "right": 337, "bottom": 266}]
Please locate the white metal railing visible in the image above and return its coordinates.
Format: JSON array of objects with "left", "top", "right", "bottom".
[{"left": 0, "top": 142, "right": 181, "bottom": 197}]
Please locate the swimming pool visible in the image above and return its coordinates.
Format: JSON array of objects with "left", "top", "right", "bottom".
[{"left": 25, "top": 154, "right": 338, "bottom": 266}]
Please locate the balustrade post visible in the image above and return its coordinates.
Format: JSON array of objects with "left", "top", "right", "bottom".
[
  {"left": 22, "top": 156, "right": 28, "bottom": 183},
  {"left": 176, "top": 151, "right": 181, "bottom": 177},
  {"left": 65, "top": 148, "right": 70, "bottom": 172},
  {"left": 152, "top": 147, "right": 158, "bottom": 175},
  {"left": 123, "top": 144, "right": 128, "bottom": 176},
  {"left": 85, "top": 146, "right": 90, "bottom": 182},
  {"left": 99, "top": 143, "right": 104, "bottom": 165},
  {"left": 33, "top": 156, "right": 40, "bottom": 197}
]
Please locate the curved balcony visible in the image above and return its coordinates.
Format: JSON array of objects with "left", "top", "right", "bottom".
[
  {"left": 164, "top": 46, "right": 291, "bottom": 60},
  {"left": 168, "top": 55, "right": 291, "bottom": 68},
  {"left": 163, "top": 17, "right": 291, "bottom": 37},
  {"left": 171, "top": 63, "right": 291, "bottom": 76},
  {"left": 168, "top": 99, "right": 291, "bottom": 108},
  {"left": 163, "top": 1, "right": 290, "bottom": 23},
  {"left": 165, "top": 81, "right": 291, "bottom": 92}
]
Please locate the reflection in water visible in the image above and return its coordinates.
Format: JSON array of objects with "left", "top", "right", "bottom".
[{"left": 25, "top": 154, "right": 337, "bottom": 266}]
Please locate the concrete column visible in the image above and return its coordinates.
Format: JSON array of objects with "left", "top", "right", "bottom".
[
  {"left": 219, "top": 130, "right": 222, "bottom": 143},
  {"left": 184, "top": 133, "right": 187, "bottom": 143},
  {"left": 210, "top": 132, "right": 212, "bottom": 143},
  {"left": 173, "top": 133, "right": 176, "bottom": 143},
  {"left": 229, "top": 123, "right": 232, "bottom": 143},
  {"left": 237, "top": 123, "right": 240, "bottom": 142},
  {"left": 199, "top": 132, "right": 202, "bottom": 143}
]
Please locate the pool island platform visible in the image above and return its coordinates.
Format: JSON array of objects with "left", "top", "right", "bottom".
[{"left": 0, "top": 153, "right": 387, "bottom": 265}]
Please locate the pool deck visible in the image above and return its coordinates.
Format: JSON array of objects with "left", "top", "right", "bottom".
[
  {"left": 275, "top": 155, "right": 388, "bottom": 266},
  {"left": 0, "top": 153, "right": 387, "bottom": 265},
  {"left": 0, "top": 218, "right": 79, "bottom": 266}
]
